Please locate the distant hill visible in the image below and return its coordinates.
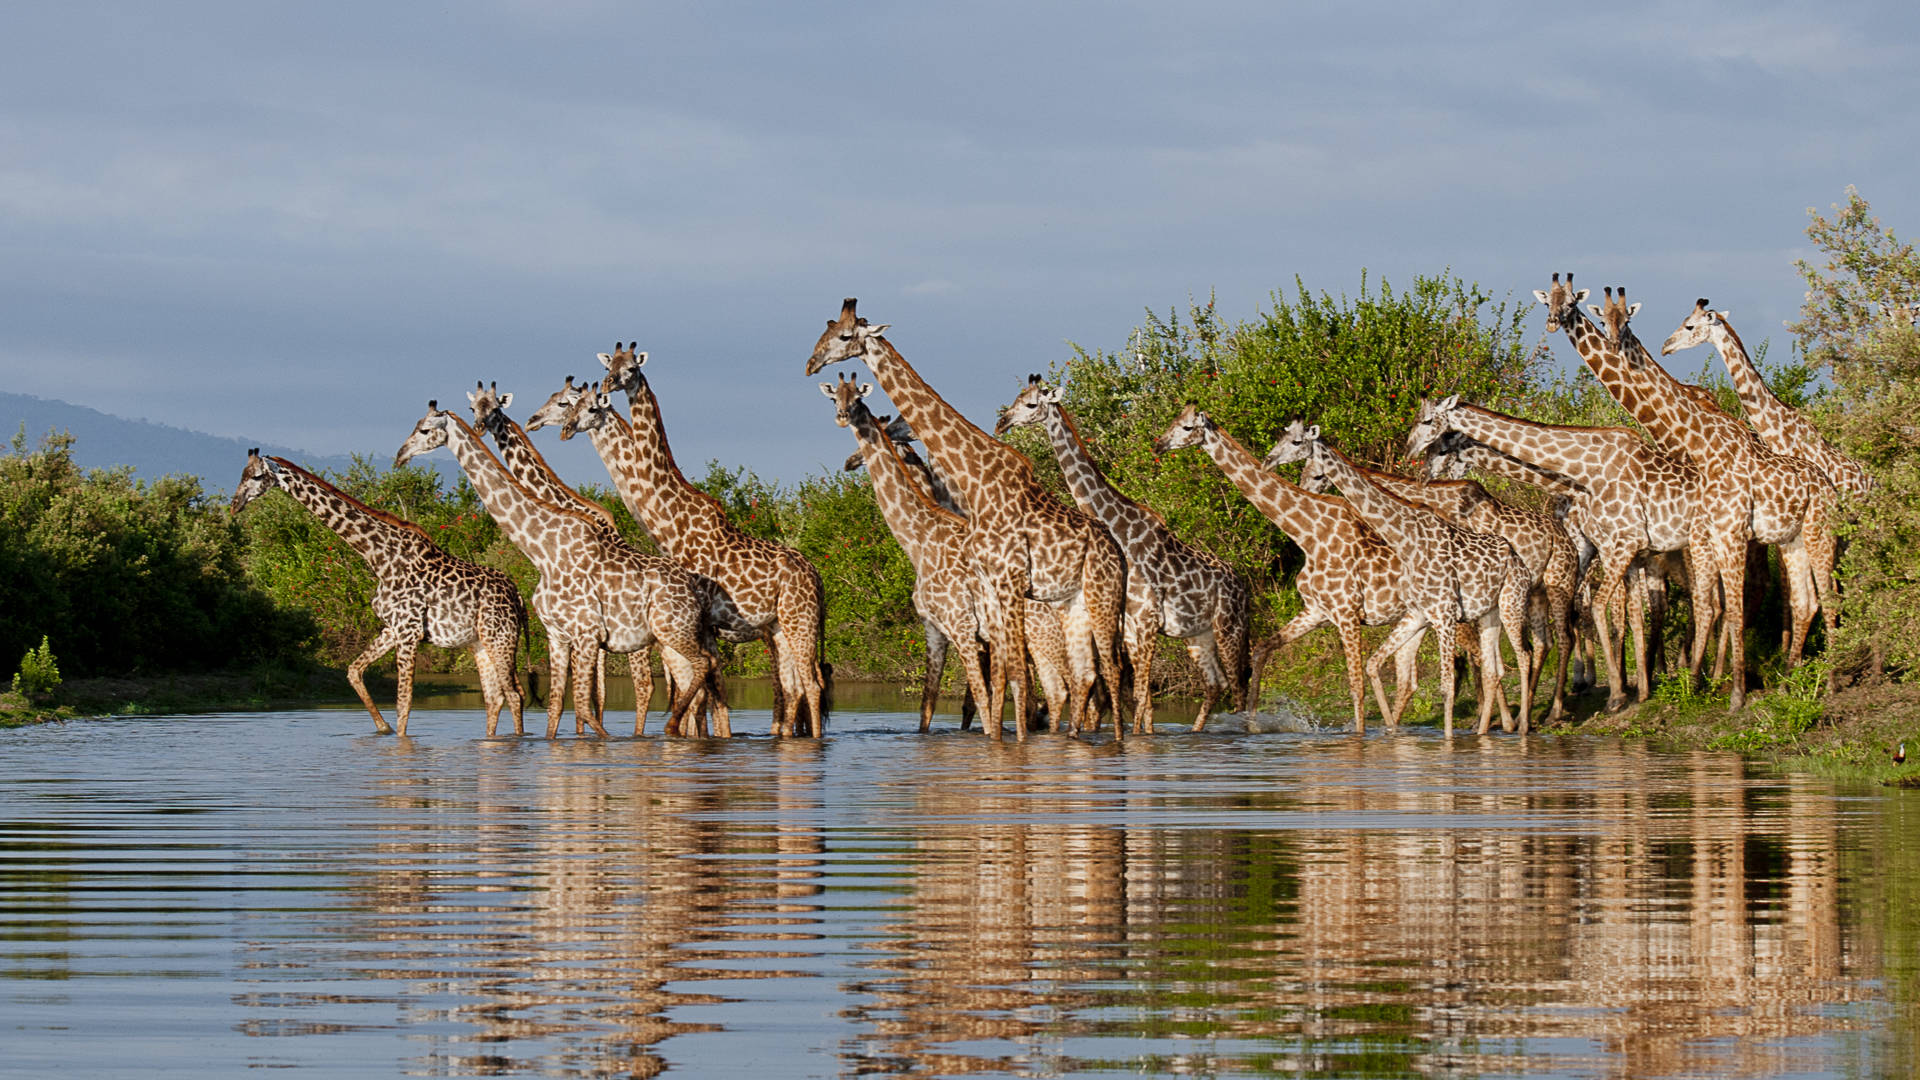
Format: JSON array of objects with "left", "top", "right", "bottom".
[{"left": 0, "top": 391, "right": 412, "bottom": 493}]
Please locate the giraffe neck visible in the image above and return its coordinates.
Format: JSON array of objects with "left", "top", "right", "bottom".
[
  {"left": 442, "top": 415, "right": 585, "bottom": 567},
  {"left": 1563, "top": 313, "right": 1700, "bottom": 459},
  {"left": 1199, "top": 427, "right": 1340, "bottom": 541},
  {"left": 1449, "top": 405, "right": 1628, "bottom": 489},
  {"left": 1707, "top": 321, "right": 1791, "bottom": 445},
  {"left": 609, "top": 379, "right": 731, "bottom": 552},
  {"left": 1312, "top": 443, "right": 1419, "bottom": 551},
  {"left": 1042, "top": 405, "right": 1135, "bottom": 525},
  {"left": 268, "top": 458, "right": 427, "bottom": 579},
  {"left": 850, "top": 409, "right": 959, "bottom": 570},
  {"left": 488, "top": 415, "right": 619, "bottom": 532},
  {"left": 1346, "top": 462, "right": 1483, "bottom": 520},
  {"left": 1451, "top": 440, "right": 1583, "bottom": 496},
  {"left": 861, "top": 335, "right": 1032, "bottom": 515}
]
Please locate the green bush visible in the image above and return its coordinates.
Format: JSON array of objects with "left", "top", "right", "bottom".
[{"left": 11, "top": 636, "right": 60, "bottom": 697}]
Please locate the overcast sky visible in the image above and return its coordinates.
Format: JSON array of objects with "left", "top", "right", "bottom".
[{"left": 3, "top": 1, "right": 1916, "bottom": 487}]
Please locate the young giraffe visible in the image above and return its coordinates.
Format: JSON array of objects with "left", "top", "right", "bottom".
[
  {"left": 852, "top": 403, "right": 1090, "bottom": 730},
  {"left": 1152, "top": 406, "right": 1423, "bottom": 733},
  {"left": 1536, "top": 273, "right": 1837, "bottom": 710},
  {"left": 231, "top": 451, "right": 528, "bottom": 737},
  {"left": 574, "top": 346, "right": 829, "bottom": 738},
  {"left": 998, "top": 375, "right": 1252, "bottom": 732},
  {"left": 1405, "top": 397, "right": 1720, "bottom": 711},
  {"left": 806, "top": 301, "right": 1126, "bottom": 742},
  {"left": 1292, "top": 443, "right": 1578, "bottom": 724},
  {"left": 395, "top": 402, "right": 722, "bottom": 738},
  {"left": 1662, "top": 300, "right": 1873, "bottom": 494},
  {"left": 1266, "top": 424, "right": 1534, "bottom": 735},
  {"left": 470, "top": 381, "right": 728, "bottom": 737}
]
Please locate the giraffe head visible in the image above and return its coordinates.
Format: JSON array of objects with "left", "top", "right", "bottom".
[
  {"left": 1259, "top": 419, "right": 1321, "bottom": 470},
  {"left": 468, "top": 380, "right": 515, "bottom": 441},
  {"left": 1293, "top": 442, "right": 1336, "bottom": 493},
  {"left": 597, "top": 342, "right": 649, "bottom": 397},
  {"left": 1659, "top": 299, "right": 1722, "bottom": 356},
  {"left": 1420, "top": 430, "right": 1475, "bottom": 481},
  {"left": 1587, "top": 286, "right": 1642, "bottom": 346},
  {"left": 556, "top": 383, "right": 616, "bottom": 442},
  {"left": 820, "top": 371, "right": 876, "bottom": 429},
  {"left": 994, "top": 374, "right": 1061, "bottom": 435},
  {"left": 393, "top": 401, "right": 453, "bottom": 467},
  {"left": 230, "top": 448, "right": 280, "bottom": 515},
  {"left": 806, "top": 298, "right": 889, "bottom": 376},
  {"left": 1403, "top": 394, "right": 1462, "bottom": 459},
  {"left": 1531, "top": 271, "right": 1589, "bottom": 333},
  {"left": 1151, "top": 404, "right": 1216, "bottom": 455},
  {"left": 523, "top": 374, "right": 587, "bottom": 432}
]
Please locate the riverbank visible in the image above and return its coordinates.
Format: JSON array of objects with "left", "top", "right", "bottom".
[{"left": 0, "top": 663, "right": 355, "bottom": 728}]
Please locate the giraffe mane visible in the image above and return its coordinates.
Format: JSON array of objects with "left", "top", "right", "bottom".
[{"left": 266, "top": 456, "right": 436, "bottom": 542}]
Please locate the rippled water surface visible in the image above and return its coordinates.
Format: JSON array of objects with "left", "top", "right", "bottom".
[{"left": 4, "top": 685, "right": 1917, "bottom": 1079}]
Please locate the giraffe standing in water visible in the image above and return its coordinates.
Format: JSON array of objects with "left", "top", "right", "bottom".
[
  {"left": 807, "top": 303, "right": 1126, "bottom": 741},
  {"left": 395, "top": 402, "right": 723, "bottom": 738},
  {"left": 231, "top": 450, "right": 527, "bottom": 737},
  {"left": 998, "top": 376, "right": 1251, "bottom": 731}
]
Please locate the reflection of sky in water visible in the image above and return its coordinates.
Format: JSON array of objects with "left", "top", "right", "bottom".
[{"left": 1, "top": 701, "right": 1915, "bottom": 1078}]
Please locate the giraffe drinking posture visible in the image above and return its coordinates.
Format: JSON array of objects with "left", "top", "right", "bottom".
[
  {"left": 231, "top": 450, "right": 528, "bottom": 737},
  {"left": 998, "top": 376, "right": 1252, "bottom": 731},
  {"left": 807, "top": 301, "right": 1126, "bottom": 740}
]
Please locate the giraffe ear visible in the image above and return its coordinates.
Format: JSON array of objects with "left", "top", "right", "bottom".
[
  {"left": 864, "top": 323, "right": 890, "bottom": 336},
  {"left": 859, "top": 382, "right": 874, "bottom": 398},
  {"left": 1532, "top": 289, "right": 1552, "bottom": 304},
  {"left": 1042, "top": 385, "right": 1064, "bottom": 404},
  {"left": 597, "top": 353, "right": 614, "bottom": 369},
  {"left": 1587, "top": 304, "right": 1606, "bottom": 320},
  {"left": 1305, "top": 424, "right": 1321, "bottom": 440},
  {"left": 466, "top": 387, "right": 482, "bottom": 408},
  {"left": 842, "top": 450, "right": 865, "bottom": 472},
  {"left": 1572, "top": 288, "right": 1590, "bottom": 304},
  {"left": 498, "top": 391, "right": 513, "bottom": 410},
  {"left": 1714, "top": 309, "right": 1729, "bottom": 321},
  {"left": 820, "top": 382, "right": 837, "bottom": 398},
  {"left": 633, "top": 350, "right": 649, "bottom": 367},
  {"left": 1440, "top": 393, "right": 1459, "bottom": 410},
  {"left": 1627, "top": 302, "right": 1642, "bottom": 319}
]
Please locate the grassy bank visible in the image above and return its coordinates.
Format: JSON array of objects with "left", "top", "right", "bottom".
[{"left": 1, "top": 661, "right": 356, "bottom": 728}]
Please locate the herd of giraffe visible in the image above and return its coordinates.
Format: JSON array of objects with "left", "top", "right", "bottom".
[{"left": 229, "top": 273, "right": 1870, "bottom": 741}]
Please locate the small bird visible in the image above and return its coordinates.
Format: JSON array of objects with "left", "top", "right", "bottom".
[{"left": 1896, "top": 742, "right": 1908, "bottom": 766}]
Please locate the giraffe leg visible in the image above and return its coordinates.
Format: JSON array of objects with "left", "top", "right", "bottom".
[
  {"left": 1025, "top": 637, "right": 1066, "bottom": 735},
  {"left": 1591, "top": 541, "right": 1638, "bottom": 712},
  {"left": 473, "top": 644, "right": 503, "bottom": 737},
  {"left": 1367, "top": 614, "right": 1429, "bottom": 733},
  {"left": 1388, "top": 632, "right": 1423, "bottom": 729},
  {"left": 1625, "top": 566, "right": 1651, "bottom": 703},
  {"left": 481, "top": 619, "right": 523, "bottom": 736},
  {"left": 1430, "top": 607, "right": 1461, "bottom": 739},
  {"left": 1681, "top": 529, "right": 1719, "bottom": 690},
  {"left": 1057, "top": 597, "right": 1102, "bottom": 741},
  {"left": 1499, "top": 572, "right": 1534, "bottom": 734},
  {"left": 1714, "top": 533, "right": 1751, "bottom": 711},
  {"left": 1474, "top": 619, "right": 1506, "bottom": 736},
  {"left": 1185, "top": 629, "right": 1229, "bottom": 732},
  {"left": 920, "top": 618, "right": 950, "bottom": 734},
  {"left": 1217, "top": 594, "right": 1252, "bottom": 716},
  {"left": 1248, "top": 607, "right": 1330, "bottom": 723},
  {"left": 545, "top": 639, "right": 571, "bottom": 738},
  {"left": 572, "top": 644, "right": 608, "bottom": 737},
  {"left": 631, "top": 647, "right": 655, "bottom": 736},
  {"left": 392, "top": 639, "right": 418, "bottom": 738},
  {"left": 955, "top": 633, "right": 991, "bottom": 736},
  {"left": 776, "top": 574, "right": 827, "bottom": 738},
  {"left": 1124, "top": 602, "right": 1157, "bottom": 737},
  {"left": 1779, "top": 536, "right": 1817, "bottom": 667},
  {"left": 346, "top": 626, "right": 409, "bottom": 736}
]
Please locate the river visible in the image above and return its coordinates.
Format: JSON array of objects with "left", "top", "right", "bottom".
[{"left": 2, "top": 682, "right": 1915, "bottom": 1078}]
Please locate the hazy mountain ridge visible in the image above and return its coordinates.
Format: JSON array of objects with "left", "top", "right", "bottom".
[{"left": 1, "top": 390, "right": 418, "bottom": 492}]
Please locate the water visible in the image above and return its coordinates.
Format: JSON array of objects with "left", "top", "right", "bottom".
[{"left": 3, "top": 684, "right": 1916, "bottom": 1078}]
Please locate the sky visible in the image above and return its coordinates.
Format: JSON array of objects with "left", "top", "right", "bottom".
[{"left": 3, "top": 1, "right": 1917, "bottom": 487}]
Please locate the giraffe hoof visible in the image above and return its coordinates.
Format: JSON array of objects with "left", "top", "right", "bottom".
[{"left": 1604, "top": 695, "right": 1628, "bottom": 713}]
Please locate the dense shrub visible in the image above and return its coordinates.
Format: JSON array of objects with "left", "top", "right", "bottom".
[{"left": 0, "top": 429, "right": 311, "bottom": 676}]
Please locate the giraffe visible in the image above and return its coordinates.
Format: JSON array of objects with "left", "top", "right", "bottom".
[
  {"left": 553, "top": 354, "right": 828, "bottom": 738},
  {"left": 1152, "top": 406, "right": 1423, "bottom": 733},
  {"left": 1661, "top": 300, "right": 1873, "bottom": 494},
  {"left": 997, "top": 375, "right": 1252, "bottom": 731},
  {"left": 471, "top": 381, "right": 728, "bottom": 737},
  {"left": 838, "top": 395, "right": 1075, "bottom": 733},
  {"left": 1535, "top": 273, "right": 1837, "bottom": 710},
  {"left": 806, "top": 301, "right": 1126, "bottom": 741},
  {"left": 1265, "top": 423, "right": 1534, "bottom": 736},
  {"left": 231, "top": 450, "right": 528, "bottom": 737},
  {"left": 1405, "top": 396, "right": 1721, "bottom": 711},
  {"left": 394, "top": 401, "right": 723, "bottom": 738},
  {"left": 1420, "top": 430, "right": 1698, "bottom": 694},
  {"left": 1291, "top": 444, "right": 1579, "bottom": 724}
]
